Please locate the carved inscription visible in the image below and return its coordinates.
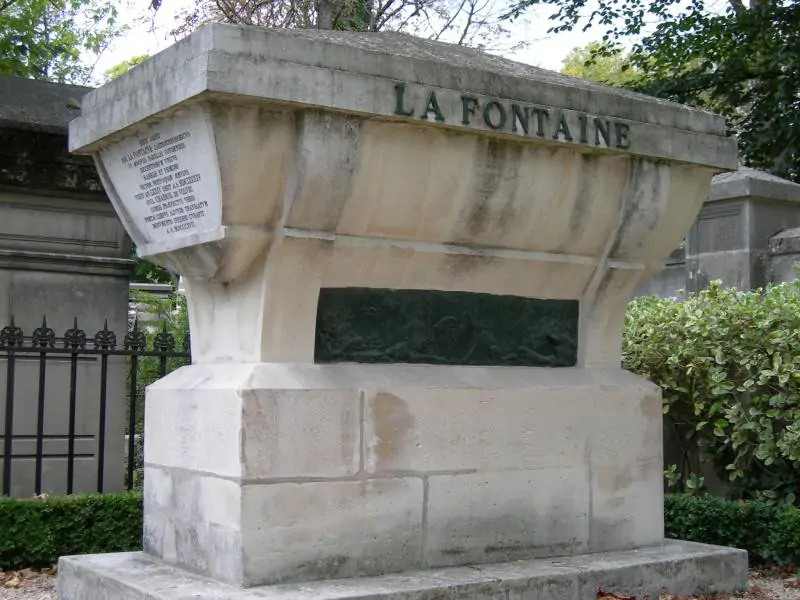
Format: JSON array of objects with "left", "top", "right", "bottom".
[
  {"left": 99, "top": 109, "right": 219, "bottom": 248},
  {"left": 120, "top": 131, "right": 208, "bottom": 236},
  {"left": 393, "top": 82, "right": 631, "bottom": 150}
]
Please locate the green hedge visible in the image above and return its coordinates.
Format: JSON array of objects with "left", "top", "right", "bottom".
[
  {"left": 665, "top": 493, "right": 800, "bottom": 565},
  {"left": 0, "top": 492, "right": 142, "bottom": 570}
]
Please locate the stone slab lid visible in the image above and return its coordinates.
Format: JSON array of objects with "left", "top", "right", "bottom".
[
  {"left": 709, "top": 166, "right": 800, "bottom": 202},
  {"left": 69, "top": 24, "right": 736, "bottom": 170},
  {"left": 0, "top": 76, "right": 90, "bottom": 135}
]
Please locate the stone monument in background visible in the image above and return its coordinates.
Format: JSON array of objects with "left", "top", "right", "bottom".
[
  {"left": 59, "top": 24, "right": 747, "bottom": 599},
  {"left": 636, "top": 166, "right": 800, "bottom": 298},
  {"left": 0, "top": 77, "right": 133, "bottom": 497}
]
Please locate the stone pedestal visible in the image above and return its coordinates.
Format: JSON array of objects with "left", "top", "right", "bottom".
[{"left": 59, "top": 24, "right": 746, "bottom": 599}]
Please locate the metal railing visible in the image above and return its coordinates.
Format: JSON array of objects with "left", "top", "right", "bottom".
[{"left": 0, "top": 317, "right": 190, "bottom": 496}]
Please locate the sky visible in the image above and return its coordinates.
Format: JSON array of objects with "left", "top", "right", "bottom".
[{"left": 91, "top": 0, "right": 602, "bottom": 83}]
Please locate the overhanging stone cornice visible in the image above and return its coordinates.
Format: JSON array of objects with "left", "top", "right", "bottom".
[{"left": 69, "top": 24, "right": 737, "bottom": 171}]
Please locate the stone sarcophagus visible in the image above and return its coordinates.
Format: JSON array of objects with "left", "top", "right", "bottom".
[{"left": 59, "top": 24, "right": 746, "bottom": 600}]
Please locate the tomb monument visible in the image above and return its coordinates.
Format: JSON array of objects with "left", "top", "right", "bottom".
[{"left": 59, "top": 24, "right": 747, "bottom": 599}]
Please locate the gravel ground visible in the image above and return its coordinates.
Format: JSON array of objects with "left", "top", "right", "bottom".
[
  {"left": 0, "top": 570, "right": 56, "bottom": 600},
  {"left": 1, "top": 568, "right": 799, "bottom": 599}
]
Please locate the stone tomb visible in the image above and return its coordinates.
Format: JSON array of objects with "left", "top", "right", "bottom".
[
  {"left": 0, "top": 77, "right": 134, "bottom": 497},
  {"left": 59, "top": 24, "right": 747, "bottom": 599}
]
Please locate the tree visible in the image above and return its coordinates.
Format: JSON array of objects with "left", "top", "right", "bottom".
[
  {"left": 169, "top": 0, "right": 526, "bottom": 53},
  {"left": 504, "top": 0, "right": 800, "bottom": 182},
  {"left": 0, "top": 0, "right": 126, "bottom": 83},
  {"left": 561, "top": 41, "right": 640, "bottom": 86},
  {"left": 103, "top": 54, "right": 149, "bottom": 82}
]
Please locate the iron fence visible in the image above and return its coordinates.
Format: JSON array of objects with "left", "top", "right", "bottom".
[{"left": 0, "top": 316, "right": 190, "bottom": 497}]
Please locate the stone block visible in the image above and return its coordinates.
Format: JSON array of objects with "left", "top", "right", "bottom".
[
  {"left": 425, "top": 468, "right": 590, "bottom": 567},
  {"left": 590, "top": 388, "right": 662, "bottom": 467},
  {"left": 144, "top": 386, "right": 244, "bottom": 478},
  {"left": 144, "top": 511, "right": 243, "bottom": 584},
  {"left": 241, "top": 389, "right": 361, "bottom": 479},
  {"left": 144, "top": 466, "right": 242, "bottom": 529},
  {"left": 146, "top": 374, "right": 362, "bottom": 480},
  {"left": 363, "top": 379, "right": 661, "bottom": 475},
  {"left": 241, "top": 478, "right": 424, "bottom": 585},
  {"left": 589, "top": 460, "right": 664, "bottom": 552},
  {"left": 57, "top": 541, "right": 748, "bottom": 600}
]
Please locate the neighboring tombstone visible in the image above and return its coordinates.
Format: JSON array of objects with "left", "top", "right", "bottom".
[
  {"left": 58, "top": 25, "right": 746, "bottom": 600},
  {"left": 769, "top": 227, "right": 800, "bottom": 283},
  {"left": 0, "top": 77, "right": 135, "bottom": 496},
  {"left": 636, "top": 168, "right": 800, "bottom": 297},
  {"left": 686, "top": 167, "right": 800, "bottom": 291}
]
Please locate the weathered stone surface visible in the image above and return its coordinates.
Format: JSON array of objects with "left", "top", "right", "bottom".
[
  {"left": 241, "top": 478, "right": 424, "bottom": 585},
  {"left": 0, "top": 78, "right": 104, "bottom": 197},
  {"left": 0, "top": 77, "right": 90, "bottom": 134},
  {"left": 361, "top": 382, "right": 660, "bottom": 474},
  {"left": 141, "top": 363, "right": 664, "bottom": 585},
  {"left": 709, "top": 165, "right": 800, "bottom": 203},
  {"left": 315, "top": 288, "right": 578, "bottom": 367},
  {"left": 589, "top": 460, "right": 664, "bottom": 553},
  {"left": 57, "top": 541, "right": 748, "bottom": 600},
  {"left": 425, "top": 468, "right": 591, "bottom": 566}
]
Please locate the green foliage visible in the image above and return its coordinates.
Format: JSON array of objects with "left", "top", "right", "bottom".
[
  {"left": 0, "top": 0, "right": 126, "bottom": 83},
  {"left": 503, "top": 0, "right": 800, "bottom": 182},
  {"left": 129, "top": 246, "right": 172, "bottom": 284},
  {"left": 561, "top": 42, "right": 640, "bottom": 86},
  {"left": 0, "top": 492, "right": 142, "bottom": 570},
  {"left": 665, "top": 494, "right": 800, "bottom": 566},
  {"left": 126, "top": 289, "right": 190, "bottom": 490},
  {"left": 129, "top": 288, "right": 190, "bottom": 387},
  {"left": 623, "top": 281, "right": 800, "bottom": 504},
  {"left": 103, "top": 54, "right": 149, "bottom": 82}
]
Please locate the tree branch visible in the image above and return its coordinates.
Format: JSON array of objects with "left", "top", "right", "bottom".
[
  {"left": 0, "top": 0, "right": 20, "bottom": 14},
  {"left": 728, "top": 0, "right": 746, "bottom": 14},
  {"left": 432, "top": 0, "right": 467, "bottom": 40},
  {"left": 457, "top": 0, "right": 478, "bottom": 45}
]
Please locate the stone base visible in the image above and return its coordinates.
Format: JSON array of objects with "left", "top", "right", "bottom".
[
  {"left": 58, "top": 541, "right": 747, "bottom": 600},
  {"left": 143, "top": 364, "right": 668, "bottom": 586}
]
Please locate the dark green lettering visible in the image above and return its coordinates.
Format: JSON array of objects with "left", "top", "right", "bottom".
[
  {"left": 594, "top": 119, "right": 611, "bottom": 146},
  {"left": 532, "top": 108, "right": 548, "bottom": 137},
  {"left": 461, "top": 95, "right": 479, "bottom": 125},
  {"left": 511, "top": 104, "right": 530, "bottom": 134},
  {"left": 483, "top": 100, "right": 507, "bottom": 130},
  {"left": 420, "top": 90, "right": 445, "bottom": 122},
  {"left": 578, "top": 115, "right": 588, "bottom": 143},
  {"left": 393, "top": 83, "right": 414, "bottom": 117},
  {"left": 615, "top": 122, "right": 631, "bottom": 149},
  {"left": 553, "top": 112, "right": 573, "bottom": 141}
]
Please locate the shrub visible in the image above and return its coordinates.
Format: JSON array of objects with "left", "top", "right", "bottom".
[
  {"left": 665, "top": 493, "right": 800, "bottom": 566},
  {"left": 623, "top": 281, "right": 800, "bottom": 504},
  {"left": 0, "top": 492, "right": 142, "bottom": 570}
]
